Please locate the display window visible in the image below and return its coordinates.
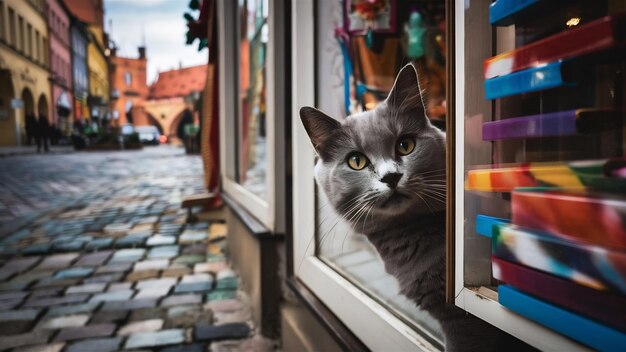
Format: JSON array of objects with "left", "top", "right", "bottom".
[
  {"left": 455, "top": 1, "right": 626, "bottom": 350},
  {"left": 292, "top": 0, "right": 448, "bottom": 350}
]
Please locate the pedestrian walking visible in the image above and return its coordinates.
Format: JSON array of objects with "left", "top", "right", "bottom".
[{"left": 35, "top": 115, "right": 50, "bottom": 153}]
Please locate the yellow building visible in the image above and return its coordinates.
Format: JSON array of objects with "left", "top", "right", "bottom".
[
  {"left": 87, "top": 24, "right": 109, "bottom": 119},
  {"left": 0, "top": 0, "right": 51, "bottom": 146}
]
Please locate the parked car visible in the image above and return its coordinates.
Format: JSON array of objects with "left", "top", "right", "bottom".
[{"left": 135, "top": 125, "right": 161, "bottom": 145}]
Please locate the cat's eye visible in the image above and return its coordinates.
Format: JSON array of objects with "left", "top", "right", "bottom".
[
  {"left": 396, "top": 137, "right": 416, "bottom": 156},
  {"left": 347, "top": 153, "right": 369, "bottom": 170}
]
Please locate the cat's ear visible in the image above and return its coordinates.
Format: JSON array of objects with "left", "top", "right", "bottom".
[
  {"left": 299, "top": 106, "right": 340, "bottom": 155},
  {"left": 386, "top": 64, "right": 426, "bottom": 119}
]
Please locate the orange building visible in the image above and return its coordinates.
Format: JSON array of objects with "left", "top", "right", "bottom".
[{"left": 109, "top": 47, "right": 148, "bottom": 126}]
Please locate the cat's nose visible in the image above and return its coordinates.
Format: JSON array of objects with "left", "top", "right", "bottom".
[{"left": 380, "top": 173, "right": 403, "bottom": 188}]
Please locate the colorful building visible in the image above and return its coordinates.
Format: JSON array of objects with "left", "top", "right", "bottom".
[
  {"left": 0, "top": 0, "right": 51, "bottom": 146},
  {"left": 65, "top": 0, "right": 109, "bottom": 126},
  {"left": 69, "top": 20, "right": 88, "bottom": 124},
  {"left": 47, "top": 0, "right": 73, "bottom": 135},
  {"left": 109, "top": 46, "right": 148, "bottom": 126}
]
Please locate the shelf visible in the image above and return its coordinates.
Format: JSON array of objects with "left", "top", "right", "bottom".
[
  {"left": 484, "top": 60, "right": 569, "bottom": 100},
  {"left": 484, "top": 13, "right": 626, "bottom": 79}
]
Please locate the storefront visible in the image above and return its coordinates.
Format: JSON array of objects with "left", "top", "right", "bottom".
[{"left": 217, "top": 0, "right": 626, "bottom": 350}]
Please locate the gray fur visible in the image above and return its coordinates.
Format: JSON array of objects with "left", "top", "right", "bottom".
[{"left": 301, "top": 64, "right": 527, "bottom": 351}]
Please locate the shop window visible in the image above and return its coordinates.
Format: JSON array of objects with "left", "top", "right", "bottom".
[
  {"left": 8, "top": 7, "right": 14, "bottom": 47},
  {"left": 237, "top": 0, "right": 269, "bottom": 200},
  {"left": 0, "top": 2, "right": 5, "bottom": 42},
  {"left": 292, "top": 1, "right": 448, "bottom": 350}
]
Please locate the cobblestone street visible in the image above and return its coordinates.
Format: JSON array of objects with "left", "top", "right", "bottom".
[{"left": 0, "top": 146, "right": 274, "bottom": 351}]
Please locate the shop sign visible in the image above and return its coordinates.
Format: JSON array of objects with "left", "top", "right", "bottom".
[{"left": 11, "top": 98, "right": 24, "bottom": 109}]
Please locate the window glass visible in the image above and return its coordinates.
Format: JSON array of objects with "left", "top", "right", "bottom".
[
  {"left": 124, "top": 72, "right": 132, "bottom": 86},
  {"left": 237, "top": 0, "right": 268, "bottom": 199},
  {"left": 315, "top": 0, "right": 446, "bottom": 341}
]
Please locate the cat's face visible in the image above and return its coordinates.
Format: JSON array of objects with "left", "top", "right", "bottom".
[{"left": 300, "top": 64, "right": 446, "bottom": 228}]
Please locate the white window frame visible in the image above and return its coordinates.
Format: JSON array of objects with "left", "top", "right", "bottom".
[
  {"left": 217, "top": 0, "right": 285, "bottom": 233},
  {"left": 451, "top": 1, "right": 588, "bottom": 350},
  {"left": 290, "top": 1, "right": 441, "bottom": 350}
]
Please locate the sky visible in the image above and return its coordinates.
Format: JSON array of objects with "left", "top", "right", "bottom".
[{"left": 104, "top": 0, "right": 208, "bottom": 84}]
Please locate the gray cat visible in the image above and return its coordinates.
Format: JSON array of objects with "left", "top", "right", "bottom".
[{"left": 300, "top": 64, "right": 528, "bottom": 351}]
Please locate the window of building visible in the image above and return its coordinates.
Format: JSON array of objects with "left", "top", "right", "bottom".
[
  {"left": 292, "top": 0, "right": 448, "bottom": 350},
  {"left": 8, "top": 7, "right": 14, "bottom": 47},
  {"left": 41, "top": 36, "right": 46, "bottom": 66},
  {"left": 18, "top": 16, "right": 24, "bottom": 52},
  {"left": 124, "top": 72, "right": 132, "bottom": 86},
  {"left": 0, "top": 2, "right": 5, "bottom": 42},
  {"left": 27, "top": 24, "right": 32, "bottom": 58}
]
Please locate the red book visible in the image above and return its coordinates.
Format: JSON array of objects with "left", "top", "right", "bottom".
[
  {"left": 493, "top": 257, "right": 626, "bottom": 331},
  {"left": 484, "top": 13, "right": 626, "bottom": 79}
]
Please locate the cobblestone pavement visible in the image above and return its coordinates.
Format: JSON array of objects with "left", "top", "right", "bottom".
[{"left": 0, "top": 146, "right": 275, "bottom": 351}]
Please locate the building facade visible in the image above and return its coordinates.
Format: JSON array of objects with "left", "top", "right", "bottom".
[
  {"left": 109, "top": 47, "right": 148, "bottom": 126},
  {"left": 70, "top": 21, "right": 88, "bottom": 124},
  {"left": 0, "top": 0, "right": 50, "bottom": 146},
  {"left": 47, "top": 0, "right": 73, "bottom": 135}
]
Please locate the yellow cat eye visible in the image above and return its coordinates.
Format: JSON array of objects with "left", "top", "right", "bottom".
[
  {"left": 347, "top": 153, "right": 369, "bottom": 170},
  {"left": 396, "top": 137, "right": 415, "bottom": 156}
]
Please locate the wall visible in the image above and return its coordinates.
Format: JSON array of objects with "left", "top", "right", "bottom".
[
  {"left": 109, "top": 53, "right": 148, "bottom": 125},
  {"left": 48, "top": 0, "right": 73, "bottom": 131},
  {"left": 0, "top": 0, "right": 50, "bottom": 146}
]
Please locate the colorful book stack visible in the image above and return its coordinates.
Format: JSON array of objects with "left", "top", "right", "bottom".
[{"left": 467, "top": 1, "right": 626, "bottom": 349}]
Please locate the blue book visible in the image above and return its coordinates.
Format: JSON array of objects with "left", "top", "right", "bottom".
[
  {"left": 499, "top": 285, "right": 626, "bottom": 351},
  {"left": 484, "top": 60, "right": 570, "bottom": 99},
  {"left": 490, "top": 0, "right": 542, "bottom": 26},
  {"left": 475, "top": 215, "right": 509, "bottom": 238}
]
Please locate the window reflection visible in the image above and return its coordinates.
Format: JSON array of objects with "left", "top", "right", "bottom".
[{"left": 238, "top": 0, "right": 268, "bottom": 199}]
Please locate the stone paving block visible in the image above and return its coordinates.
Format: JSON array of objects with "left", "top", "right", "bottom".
[
  {"left": 23, "top": 294, "right": 90, "bottom": 308},
  {"left": 125, "top": 269, "right": 160, "bottom": 282},
  {"left": 135, "top": 277, "right": 177, "bottom": 290},
  {"left": 36, "top": 314, "right": 90, "bottom": 330},
  {"left": 129, "top": 307, "right": 164, "bottom": 321},
  {"left": 161, "top": 343, "right": 205, "bottom": 352},
  {"left": 179, "top": 231, "right": 207, "bottom": 244},
  {"left": 21, "top": 244, "right": 52, "bottom": 255},
  {"left": 109, "top": 249, "right": 146, "bottom": 263},
  {"left": 164, "top": 306, "right": 212, "bottom": 329},
  {"left": 83, "top": 273, "right": 124, "bottom": 284},
  {"left": 54, "top": 267, "right": 93, "bottom": 279},
  {"left": 114, "top": 235, "right": 147, "bottom": 248},
  {"left": 52, "top": 242, "right": 85, "bottom": 252},
  {"left": 10, "top": 270, "right": 54, "bottom": 285},
  {"left": 35, "top": 253, "right": 79, "bottom": 270},
  {"left": 0, "top": 330, "right": 52, "bottom": 350},
  {"left": 194, "top": 323, "right": 250, "bottom": 341},
  {"left": 65, "top": 337, "right": 121, "bottom": 352},
  {"left": 66, "top": 283, "right": 107, "bottom": 294},
  {"left": 32, "top": 277, "right": 80, "bottom": 289},
  {"left": 146, "top": 235, "right": 176, "bottom": 247},
  {"left": 161, "top": 293, "right": 202, "bottom": 307},
  {"left": 161, "top": 265, "right": 191, "bottom": 278},
  {"left": 216, "top": 269, "right": 236, "bottom": 280},
  {"left": 0, "top": 291, "right": 28, "bottom": 301},
  {"left": 173, "top": 255, "right": 205, "bottom": 266},
  {"left": 194, "top": 261, "right": 228, "bottom": 274},
  {"left": 0, "top": 281, "right": 29, "bottom": 291},
  {"left": 13, "top": 342, "right": 65, "bottom": 352},
  {"left": 54, "top": 323, "right": 116, "bottom": 342},
  {"left": 209, "top": 337, "right": 275, "bottom": 352},
  {"left": 100, "top": 298, "right": 157, "bottom": 311},
  {"left": 209, "top": 223, "right": 228, "bottom": 241},
  {"left": 204, "top": 299, "right": 244, "bottom": 313},
  {"left": 216, "top": 277, "right": 239, "bottom": 290},
  {"left": 135, "top": 286, "right": 171, "bottom": 299},
  {"left": 0, "top": 298, "right": 22, "bottom": 310},
  {"left": 213, "top": 310, "right": 252, "bottom": 325},
  {"left": 84, "top": 238, "right": 113, "bottom": 250},
  {"left": 147, "top": 245, "right": 179, "bottom": 259},
  {"left": 133, "top": 259, "right": 169, "bottom": 271},
  {"left": 124, "top": 329, "right": 185, "bottom": 349},
  {"left": 117, "top": 318, "right": 163, "bottom": 336},
  {"left": 90, "top": 290, "right": 134, "bottom": 302},
  {"left": 30, "top": 287, "right": 63, "bottom": 298},
  {"left": 107, "top": 282, "right": 132, "bottom": 292},
  {"left": 174, "top": 281, "right": 214, "bottom": 294},
  {"left": 75, "top": 251, "right": 112, "bottom": 266},
  {"left": 0, "top": 257, "right": 41, "bottom": 280},
  {"left": 182, "top": 273, "right": 214, "bottom": 283},
  {"left": 0, "top": 308, "right": 41, "bottom": 322},
  {"left": 104, "top": 223, "right": 132, "bottom": 234},
  {"left": 182, "top": 243, "right": 207, "bottom": 255},
  {"left": 45, "top": 301, "right": 100, "bottom": 318},
  {"left": 95, "top": 262, "right": 132, "bottom": 274},
  {"left": 90, "top": 309, "right": 129, "bottom": 324}
]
